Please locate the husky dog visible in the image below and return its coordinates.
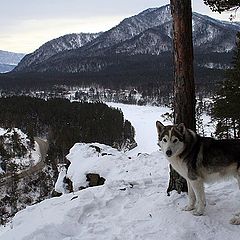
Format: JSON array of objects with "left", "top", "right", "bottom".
[{"left": 156, "top": 121, "right": 240, "bottom": 224}]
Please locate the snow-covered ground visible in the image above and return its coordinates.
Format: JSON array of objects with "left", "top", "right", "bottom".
[
  {"left": 107, "top": 102, "right": 172, "bottom": 155},
  {"left": 1, "top": 103, "right": 240, "bottom": 240}
]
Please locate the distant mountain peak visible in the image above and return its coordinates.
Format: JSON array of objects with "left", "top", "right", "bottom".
[{"left": 0, "top": 50, "right": 25, "bottom": 73}]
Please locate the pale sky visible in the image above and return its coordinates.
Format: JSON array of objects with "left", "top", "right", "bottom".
[{"left": 1, "top": 0, "right": 237, "bottom": 54}]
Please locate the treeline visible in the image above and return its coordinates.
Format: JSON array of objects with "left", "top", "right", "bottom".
[
  {"left": 0, "top": 96, "right": 135, "bottom": 162},
  {"left": 0, "top": 52, "right": 229, "bottom": 95}
]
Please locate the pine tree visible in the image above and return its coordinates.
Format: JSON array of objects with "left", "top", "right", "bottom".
[
  {"left": 212, "top": 33, "right": 240, "bottom": 138},
  {"left": 203, "top": 0, "right": 240, "bottom": 13},
  {"left": 168, "top": 0, "right": 195, "bottom": 194}
]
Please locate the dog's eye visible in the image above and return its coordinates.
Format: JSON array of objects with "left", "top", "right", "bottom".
[
  {"left": 173, "top": 139, "right": 178, "bottom": 143},
  {"left": 163, "top": 138, "right": 167, "bottom": 143}
]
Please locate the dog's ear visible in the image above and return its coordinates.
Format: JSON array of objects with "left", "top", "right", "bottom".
[
  {"left": 176, "top": 123, "right": 186, "bottom": 135},
  {"left": 156, "top": 121, "right": 165, "bottom": 134}
]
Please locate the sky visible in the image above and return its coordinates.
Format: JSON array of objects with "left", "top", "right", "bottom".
[{"left": 1, "top": 0, "right": 237, "bottom": 54}]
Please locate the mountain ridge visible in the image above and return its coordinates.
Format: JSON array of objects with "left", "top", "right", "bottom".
[
  {"left": 13, "top": 5, "right": 240, "bottom": 73},
  {"left": 14, "top": 33, "right": 100, "bottom": 72}
]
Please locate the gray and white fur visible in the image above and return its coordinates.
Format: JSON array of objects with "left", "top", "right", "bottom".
[{"left": 156, "top": 121, "right": 240, "bottom": 224}]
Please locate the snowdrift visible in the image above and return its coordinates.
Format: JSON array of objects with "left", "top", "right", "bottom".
[{"left": 1, "top": 143, "right": 240, "bottom": 240}]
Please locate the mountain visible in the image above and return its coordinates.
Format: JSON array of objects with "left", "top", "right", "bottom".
[
  {"left": 0, "top": 50, "right": 25, "bottom": 73},
  {"left": 13, "top": 5, "right": 240, "bottom": 73},
  {"left": 14, "top": 33, "right": 100, "bottom": 72}
]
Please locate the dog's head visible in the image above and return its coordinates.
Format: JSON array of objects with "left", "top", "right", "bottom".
[{"left": 156, "top": 121, "right": 185, "bottom": 158}]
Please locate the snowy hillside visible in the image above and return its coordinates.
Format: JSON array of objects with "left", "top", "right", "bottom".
[
  {"left": 0, "top": 128, "right": 48, "bottom": 225},
  {"left": 14, "top": 33, "right": 100, "bottom": 72},
  {"left": 1, "top": 104, "right": 240, "bottom": 239}
]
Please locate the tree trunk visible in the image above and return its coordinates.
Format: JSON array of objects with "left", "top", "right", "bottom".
[{"left": 168, "top": 0, "right": 196, "bottom": 194}]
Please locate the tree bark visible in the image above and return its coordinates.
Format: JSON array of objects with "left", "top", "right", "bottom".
[{"left": 168, "top": 0, "right": 196, "bottom": 194}]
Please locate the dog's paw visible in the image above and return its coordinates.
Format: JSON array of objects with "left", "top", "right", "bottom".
[
  {"left": 230, "top": 217, "right": 240, "bottom": 225},
  {"left": 230, "top": 213, "right": 240, "bottom": 225},
  {"left": 182, "top": 205, "right": 195, "bottom": 211},
  {"left": 192, "top": 209, "right": 204, "bottom": 216}
]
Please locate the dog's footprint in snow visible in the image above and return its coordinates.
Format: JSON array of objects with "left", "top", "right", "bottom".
[{"left": 207, "top": 200, "right": 216, "bottom": 206}]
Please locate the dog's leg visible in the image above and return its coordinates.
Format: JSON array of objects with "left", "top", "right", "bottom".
[
  {"left": 235, "top": 172, "right": 240, "bottom": 190},
  {"left": 189, "top": 179, "right": 205, "bottom": 216},
  {"left": 182, "top": 180, "right": 196, "bottom": 211},
  {"left": 237, "top": 176, "right": 240, "bottom": 190}
]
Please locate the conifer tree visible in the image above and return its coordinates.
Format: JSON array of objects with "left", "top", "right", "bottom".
[
  {"left": 168, "top": 0, "right": 195, "bottom": 194},
  {"left": 212, "top": 33, "right": 240, "bottom": 138}
]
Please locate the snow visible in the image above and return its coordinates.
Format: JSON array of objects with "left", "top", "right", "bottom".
[
  {"left": 1, "top": 104, "right": 240, "bottom": 240},
  {"left": 0, "top": 128, "right": 7, "bottom": 136},
  {"left": 55, "top": 165, "right": 68, "bottom": 194},
  {"left": 107, "top": 102, "right": 172, "bottom": 155}
]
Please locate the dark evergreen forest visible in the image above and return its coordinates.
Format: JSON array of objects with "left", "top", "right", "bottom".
[
  {"left": 0, "top": 97, "right": 135, "bottom": 163},
  {"left": 0, "top": 52, "right": 231, "bottom": 96}
]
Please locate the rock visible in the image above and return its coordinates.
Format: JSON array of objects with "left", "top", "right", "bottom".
[{"left": 86, "top": 173, "right": 105, "bottom": 187}]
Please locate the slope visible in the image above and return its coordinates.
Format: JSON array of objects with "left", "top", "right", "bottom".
[
  {"left": 1, "top": 104, "right": 240, "bottom": 240},
  {"left": 14, "top": 33, "right": 100, "bottom": 72}
]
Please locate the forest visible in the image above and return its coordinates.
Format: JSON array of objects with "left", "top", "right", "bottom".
[
  {"left": 0, "top": 97, "right": 136, "bottom": 224},
  {"left": 0, "top": 96, "right": 136, "bottom": 164},
  {"left": 0, "top": 52, "right": 230, "bottom": 96}
]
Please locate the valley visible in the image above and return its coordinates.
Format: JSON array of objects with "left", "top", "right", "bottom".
[{"left": 0, "top": 2, "right": 239, "bottom": 238}]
